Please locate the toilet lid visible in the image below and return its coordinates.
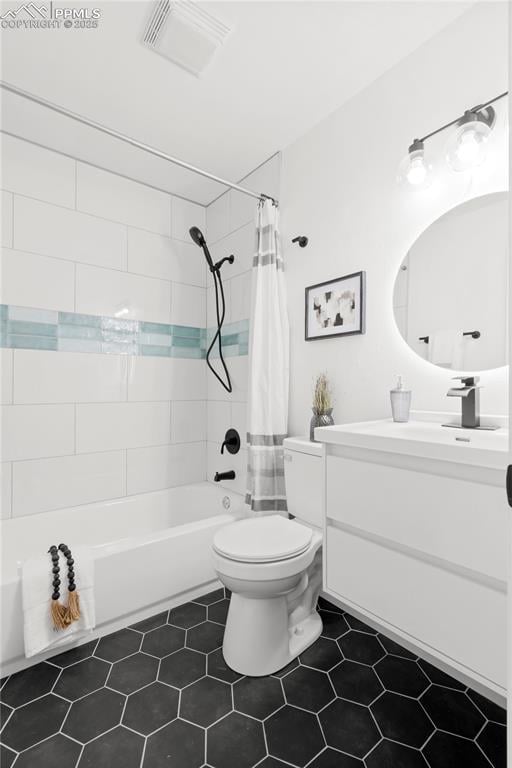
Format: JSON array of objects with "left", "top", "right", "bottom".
[{"left": 213, "top": 515, "right": 313, "bottom": 563}]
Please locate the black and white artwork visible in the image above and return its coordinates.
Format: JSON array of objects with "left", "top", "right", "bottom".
[{"left": 305, "top": 271, "right": 365, "bottom": 340}]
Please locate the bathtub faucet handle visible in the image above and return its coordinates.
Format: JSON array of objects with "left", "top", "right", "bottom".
[{"left": 220, "top": 429, "right": 241, "bottom": 455}]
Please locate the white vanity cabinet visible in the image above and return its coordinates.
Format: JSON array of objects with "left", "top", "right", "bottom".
[{"left": 316, "top": 416, "right": 508, "bottom": 699}]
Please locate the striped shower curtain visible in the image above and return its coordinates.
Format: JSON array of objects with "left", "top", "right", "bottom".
[{"left": 245, "top": 199, "right": 290, "bottom": 514}]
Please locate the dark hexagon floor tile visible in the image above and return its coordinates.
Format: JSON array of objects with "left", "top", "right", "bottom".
[
  {"left": 78, "top": 725, "right": 144, "bottom": 768},
  {"left": 208, "top": 711, "right": 266, "bottom": 768},
  {"left": 271, "top": 658, "right": 299, "bottom": 678},
  {"left": 374, "top": 655, "right": 429, "bottom": 698},
  {"left": 0, "top": 745, "right": 16, "bottom": 768},
  {"left": 420, "top": 685, "right": 484, "bottom": 739},
  {"left": 300, "top": 637, "right": 342, "bottom": 671},
  {"left": 467, "top": 689, "right": 507, "bottom": 724},
  {"left": 319, "top": 610, "right": 350, "bottom": 640},
  {"left": 308, "top": 748, "right": 363, "bottom": 767},
  {"left": 0, "top": 662, "right": 60, "bottom": 707},
  {"left": 95, "top": 628, "right": 141, "bottom": 662},
  {"left": 266, "top": 705, "right": 324, "bottom": 767},
  {"left": 107, "top": 652, "right": 158, "bottom": 694},
  {"left": 338, "top": 631, "right": 385, "bottom": 666},
  {"left": 142, "top": 624, "right": 185, "bottom": 658},
  {"left": 417, "top": 659, "right": 465, "bottom": 690},
  {"left": 50, "top": 640, "right": 98, "bottom": 667},
  {"left": 234, "top": 675, "right": 284, "bottom": 719},
  {"left": 62, "top": 687, "right": 125, "bottom": 743},
  {"left": 208, "top": 599, "right": 230, "bottom": 625},
  {"left": 193, "top": 588, "right": 225, "bottom": 606},
  {"left": 180, "top": 676, "right": 232, "bottom": 727},
  {"left": 317, "top": 597, "right": 343, "bottom": 614},
  {"left": 282, "top": 666, "right": 334, "bottom": 712},
  {"left": 159, "top": 648, "right": 206, "bottom": 688},
  {"left": 207, "top": 648, "right": 242, "bottom": 683},
  {"left": 320, "top": 698, "right": 380, "bottom": 759},
  {"left": 187, "top": 621, "right": 224, "bottom": 653},
  {"left": 371, "top": 691, "right": 433, "bottom": 748},
  {"left": 123, "top": 681, "right": 179, "bottom": 735},
  {"left": 377, "top": 635, "right": 417, "bottom": 660},
  {"left": 345, "top": 614, "right": 378, "bottom": 634},
  {"left": 1, "top": 694, "right": 69, "bottom": 752},
  {"left": 422, "top": 731, "right": 491, "bottom": 768},
  {"left": 130, "top": 611, "right": 168, "bottom": 633},
  {"left": 1, "top": 701, "right": 13, "bottom": 729},
  {"left": 54, "top": 656, "right": 110, "bottom": 700},
  {"left": 255, "top": 758, "right": 292, "bottom": 768},
  {"left": 169, "top": 602, "right": 207, "bottom": 629},
  {"left": 366, "top": 739, "right": 428, "bottom": 768},
  {"left": 144, "top": 718, "right": 204, "bottom": 768},
  {"left": 14, "top": 734, "right": 81, "bottom": 768},
  {"left": 329, "top": 660, "right": 383, "bottom": 705},
  {"left": 476, "top": 721, "right": 506, "bottom": 768}
]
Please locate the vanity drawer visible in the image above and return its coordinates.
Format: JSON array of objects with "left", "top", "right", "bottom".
[
  {"left": 326, "top": 453, "right": 507, "bottom": 581},
  {"left": 326, "top": 524, "right": 506, "bottom": 688}
]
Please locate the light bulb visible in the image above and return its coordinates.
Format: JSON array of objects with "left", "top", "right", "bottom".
[
  {"left": 397, "top": 139, "right": 432, "bottom": 189},
  {"left": 446, "top": 109, "right": 492, "bottom": 172}
]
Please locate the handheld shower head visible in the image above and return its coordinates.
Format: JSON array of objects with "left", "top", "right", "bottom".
[{"left": 189, "top": 226, "right": 215, "bottom": 272}]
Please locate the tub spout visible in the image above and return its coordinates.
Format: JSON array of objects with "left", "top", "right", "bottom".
[{"left": 214, "top": 470, "right": 235, "bottom": 482}]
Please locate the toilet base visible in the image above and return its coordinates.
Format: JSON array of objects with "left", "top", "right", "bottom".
[{"left": 222, "top": 592, "right": 322, "bottom": 676}]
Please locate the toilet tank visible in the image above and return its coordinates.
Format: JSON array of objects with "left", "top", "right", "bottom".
[{"left": 283, "top": 437, "right": 324, "bottom": 528}]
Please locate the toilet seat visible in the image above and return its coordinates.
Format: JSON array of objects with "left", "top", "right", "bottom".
[{"left": 213, "top": 515, "right": 313, "bottom": 564}]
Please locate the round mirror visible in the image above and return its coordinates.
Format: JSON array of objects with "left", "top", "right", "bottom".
[{"left": 393, "top": 192, "right": 508, "bottom": 371}]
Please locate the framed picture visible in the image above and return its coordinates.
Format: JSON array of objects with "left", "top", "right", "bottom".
[{"left": 305, "top": 271, "right": 366, "bottom": 341}]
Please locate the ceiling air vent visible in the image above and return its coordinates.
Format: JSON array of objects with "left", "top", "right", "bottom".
[{"left": 142, "top": 0, "right": 231, "bottom": 77}]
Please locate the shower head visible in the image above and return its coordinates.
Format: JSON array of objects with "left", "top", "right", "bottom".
[{"left": 189, "top": 226, "right": 215, "bottom": 272}]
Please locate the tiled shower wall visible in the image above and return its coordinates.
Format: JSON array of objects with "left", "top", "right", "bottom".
[
  {"left": 0, "top": 133, "right": 208, "bottom": 519},
  {"left": 204, "top": 154, "right": 281, "bottom": 498}
]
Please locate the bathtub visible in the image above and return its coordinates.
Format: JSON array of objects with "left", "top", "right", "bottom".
[{"left": 1, "top": 482, "right": 244, "bottom": 675}]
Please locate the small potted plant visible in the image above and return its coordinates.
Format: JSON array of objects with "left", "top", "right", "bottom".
[{"left": 310, "top": 373, "right": 335, "bottom": 441}]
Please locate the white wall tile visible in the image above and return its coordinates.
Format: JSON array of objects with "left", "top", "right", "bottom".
[
  {"left": 0, "top": 248, "right": 75, "bottom": 311},
  {"left": 127, "top": 441, "right": 206, "bottom": 495},
  {"left": 127, "top": 356, "right": 173, "bottom": 401},
  {"left": 172, "top": 401, "right": 206, "bottom": 443},
  {"left": 1, "top": 404, "right": 74, "bottom": 461},
  {"left": 229, "top": 271, "right": 252, "bottom": 323},
  {"left": 171, "top": 240, "right": 206, "bottom": 288},
  {"left": 171, "top": 283, "right": 206, "bottom": 328},
  {"left": 206, "top": 193, "right": 230, "bottom": 244},
  {"left": 1, "top": 462, "right": 12, "bottom": 518},
  {"left": 1, "top": 135, "right": 76, "bottom": 209},
  {"left": 1, "top": 192, "right": 13, "bottom": 247},
  {"left": 14, "top": 196, "right": 127, "bottom": 270},
  {"left": 76, "top": 163, "right": 171, "bottom": 235},
  {"left": 229, "top": 154, "right": 280, "bottom": 232},
  {"left": 76, "top": 264, "right": 171, "bottom": 324},
  {"left": 207, "top": 401, "right": 231, "bottom": 444},
  {"left": 171, "top": 197, "right": 205, "bottom": 242},
  {"left": 207, "top": 355, "right": 247, "bottom": 402},
  {"left": 207, "top": 280, "right": 231, "bottom": 327},
  {"left": 76, "top": 402, "right": 170, "bottom": 453},
  {"left": 14, "top": 350, "right": 126, "bottom": 404},
  {"left": 127, "top": 228, "right": 206, "bottom": 287},
  {"left": 1, "top": 350, "right": 13, "bottom": 404},
  {"left": 231, "top": 402, "right": 247, "bottom": 447},
  {"left": 210, "top": 222, "right": 254, "bottom": 280},
  {"left": 207, "top": 441, "right": 247, "bottom": 496},
  {"left": 171, "top": 359, "right": 207, "bottom": 401},
  {"left": 12, "top": 450, "right": 125, "bottom": 517}
]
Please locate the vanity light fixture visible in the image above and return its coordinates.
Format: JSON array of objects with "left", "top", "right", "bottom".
[{"left": 399, "top": 90, "right": 508, "bottom": 185}]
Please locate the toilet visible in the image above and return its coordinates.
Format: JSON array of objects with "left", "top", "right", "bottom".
[{"left": 212, "top": 438, "right": 323, "bottom": 676}]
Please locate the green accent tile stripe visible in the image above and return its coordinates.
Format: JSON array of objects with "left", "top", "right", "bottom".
[{"left": 0, "top": 305, "right": 250, "bottom": 359}]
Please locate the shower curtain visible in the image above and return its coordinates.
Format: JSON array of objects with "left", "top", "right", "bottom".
[{"left": 245, "top": 199, "right": 290, "bottom": 514}]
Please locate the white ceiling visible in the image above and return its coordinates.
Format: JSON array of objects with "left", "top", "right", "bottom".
[{"left": 1, "top": 0, "right": 472, "bottom": 204}]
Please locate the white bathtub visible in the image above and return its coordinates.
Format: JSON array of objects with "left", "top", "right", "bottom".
[{"left": 1, "top": 482, "right": 244, "bottom": 675}]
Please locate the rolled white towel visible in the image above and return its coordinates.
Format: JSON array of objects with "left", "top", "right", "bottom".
[{"left": 22, "top": 547, "right": 95, "bottom": 659}]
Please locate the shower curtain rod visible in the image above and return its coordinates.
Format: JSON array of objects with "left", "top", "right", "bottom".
[{"left": 0, "top": 81, "right": 278, "bottom": 205}]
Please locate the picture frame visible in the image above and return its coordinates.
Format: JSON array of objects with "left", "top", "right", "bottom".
[{"left": 305, "top": 271, "right": 366, "bottom": 341}]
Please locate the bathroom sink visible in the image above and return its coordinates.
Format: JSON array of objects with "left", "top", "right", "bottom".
[{"left": 315, "top": 411, "right": 509, "bottom": 470}]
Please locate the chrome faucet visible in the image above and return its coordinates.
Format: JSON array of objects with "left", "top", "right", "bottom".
[{"left": 445, "top": 375, "right": 481, "bottom": 428}]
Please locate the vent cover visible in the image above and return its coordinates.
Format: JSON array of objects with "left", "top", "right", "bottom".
[{"left": 142, "top": 0, "right": 231, "bottom": 77}]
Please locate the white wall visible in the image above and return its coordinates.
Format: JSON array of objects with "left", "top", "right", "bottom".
[
  {"left": 281, "top": 3, "right": 509, "bottom": 437},
  {"left": 0, "top": 134, "right": 207, "bottom": 519},
  {"left": 205, "top": 155, "right": 281, "bottom": 497}
]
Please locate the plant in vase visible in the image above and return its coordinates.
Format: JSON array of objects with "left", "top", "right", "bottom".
[{"left": 310, "top": 373, "right": 335, "bottom": 441}]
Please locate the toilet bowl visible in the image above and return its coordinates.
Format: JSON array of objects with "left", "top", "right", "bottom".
[{"left": 212, "top": 438, "right": 324, "bottom": 676}]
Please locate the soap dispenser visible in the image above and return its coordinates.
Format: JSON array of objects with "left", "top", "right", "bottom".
[{"left": 390, "top": 375, "right": 411, "bottom": 423}]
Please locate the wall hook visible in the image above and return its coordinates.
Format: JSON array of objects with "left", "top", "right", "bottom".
[{"left": 292, "top": 236, "right": 308, "bottom": 248}]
